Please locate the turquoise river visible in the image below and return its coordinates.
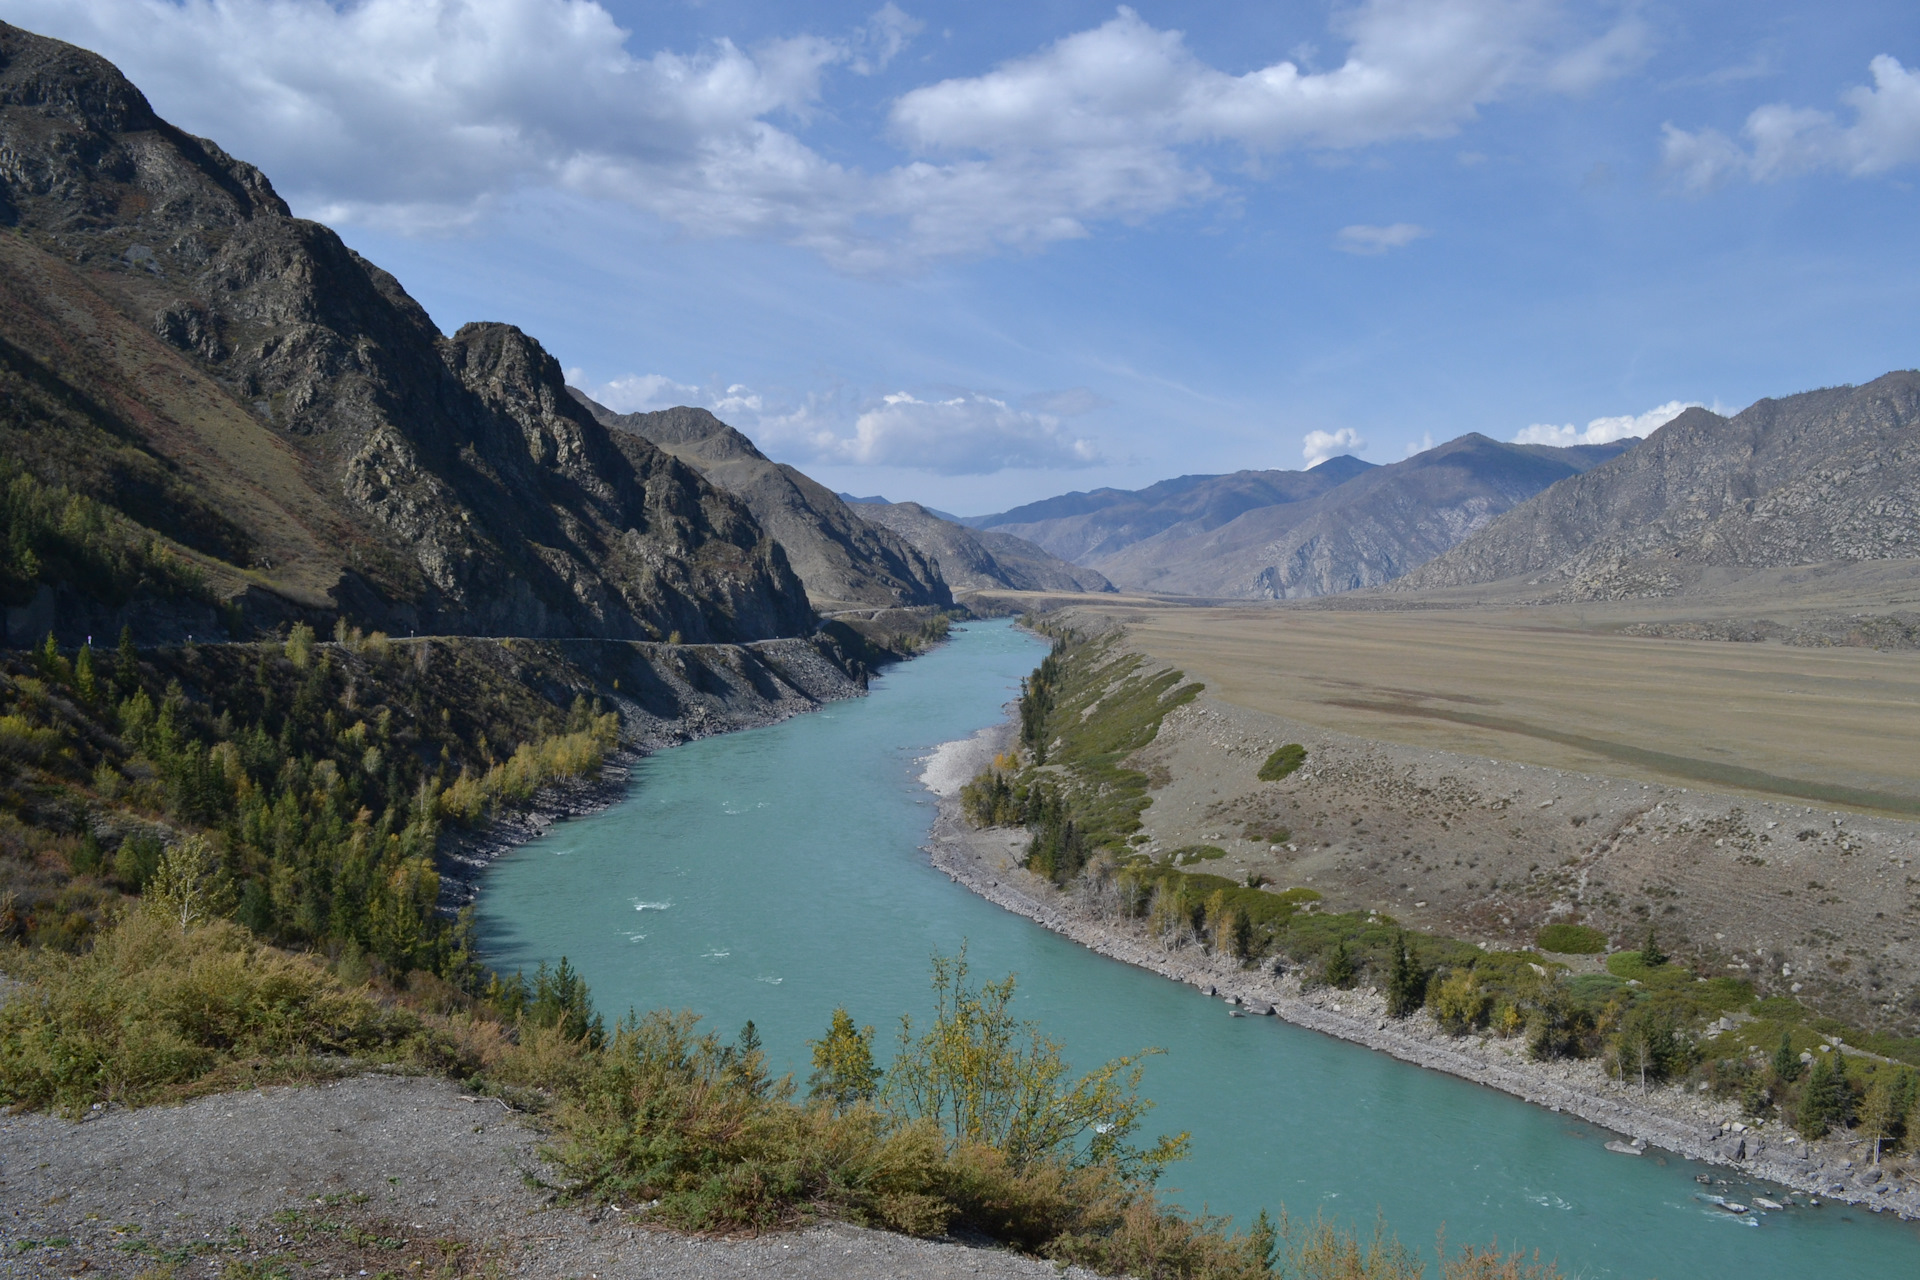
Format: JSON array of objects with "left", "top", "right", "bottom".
[{"left": 476, "top": 619, "right": 1920, "bottom": 1278}]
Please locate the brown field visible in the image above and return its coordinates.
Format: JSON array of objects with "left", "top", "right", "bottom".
[{"left": 974, "top": 573, "right": 1920, "bottom": 818}]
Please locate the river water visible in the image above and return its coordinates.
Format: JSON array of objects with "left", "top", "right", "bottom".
[{"left": 477, "top": 620, "right": 1920, "bottom": 1277}]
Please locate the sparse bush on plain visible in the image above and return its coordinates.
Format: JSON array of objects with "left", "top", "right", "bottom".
[{"left": 1257, "top": 744, "right": 1307, "bottom": 783}]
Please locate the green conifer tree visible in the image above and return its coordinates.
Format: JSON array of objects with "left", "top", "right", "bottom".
[
  {"left": 1386, "top": 931, "right": 1426, "bottom": 1018},
  {"left": 1798, "top": 1054, "right": 1840, "bottom": 1138},
  {"left": 1772, "top": 1031, "right": 1803, "bottom": 1084},
  {"left": 1640, "top": 926, "right": 1667, "bottom": 968},
  {"left": 1324, "top": 937, "right": 1356, "bottom": 989},
  {"left": 114, "top": 625, "right": 140, "bottom": 697}
]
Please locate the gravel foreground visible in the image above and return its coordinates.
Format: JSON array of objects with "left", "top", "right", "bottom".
[{"left": 0, "top": 1075, "right": 1100, "bottom": 1279}]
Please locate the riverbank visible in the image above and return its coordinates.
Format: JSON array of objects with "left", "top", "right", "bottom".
[{"left": 919, "top": 719, "right": 1920, "bottom": 1223}]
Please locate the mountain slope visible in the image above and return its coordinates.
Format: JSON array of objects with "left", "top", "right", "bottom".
[
  {"left": 1097, "top": 435, "right": 1630, "bottom": 597},
  {"left": 852, "top": 501, "right": 1114, "bottom": 594},
  {"left": 0, "top": 21, "right": 811, "bottom": 644},
  {"left": 1397, "top": 372, "right": 1920, "bottom": 598},
  {"left": 967, "top": 455, "right": 1375, "bottom": 563},
  {"left": 572, "top": 399, "right": 952, "bottom": 613}
]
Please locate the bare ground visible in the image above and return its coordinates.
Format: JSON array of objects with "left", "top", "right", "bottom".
[{"left": 0, "top": 1074, "right": 1098, "bottom": 1280}]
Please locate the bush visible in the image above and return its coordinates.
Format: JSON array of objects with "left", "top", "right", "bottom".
[
  {"left": 1257, "top": 744, "right": 1307, "bottom": 782},
  {"left": 1431, "top": 970, "right": 1492, "bottom": 1035},
  {"left": 0, "top": 912, "right": 415, "bottom": 1114},
  {"left": 1534, "top": 924, "right": 1606, "bottom": 955}
]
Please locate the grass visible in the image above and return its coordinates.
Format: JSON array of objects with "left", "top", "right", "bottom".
[{"left": 1534, "top": 924, "right": 1606, "bottom": 954}]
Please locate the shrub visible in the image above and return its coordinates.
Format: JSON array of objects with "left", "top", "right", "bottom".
[
  {"left": 0, "top": 912, "right": 414, "bottom": 1114},
  {"left": 1431, "top": 970, "right": 1492, "bottom": 1035},
  {"left": 1534, "top": 924, "right": 1605, "bottom": 955},
  {"left": 1257, "top": 744, "right": 1307, "bottom": 782}
]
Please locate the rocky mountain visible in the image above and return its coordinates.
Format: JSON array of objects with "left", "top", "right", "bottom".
[
  {"left": 850, "top": 501, "right": 1114, "bottom": 595},
  {"left": 966, "top": 455, "right": 1375, "bottom": 563},
  {"left": 0, "top": 21, "right": 811, "bottom": 645},
  {"left": 1093, "top": 435, "right": 1630, "bottom": 597},
  {"left": 1397, "top": 372, "right": 1920, "bottom": 599},
  {"left": 570, "top": 399, "right": 950, "bottom": 613}
]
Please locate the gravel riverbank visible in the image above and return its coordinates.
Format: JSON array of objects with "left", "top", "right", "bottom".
[{"left": 918, "top": 722, "right": 1920, "bottom": 1224}]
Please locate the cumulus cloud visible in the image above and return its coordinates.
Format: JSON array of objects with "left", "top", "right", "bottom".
[
  {"left": 1513, "top": 399, "right": 1698, "bottom": 446},
  {"left": 1335, "top": 222, "right": 1430, "bottom": 254},
  {"left": 1403, "top": 431, "right": 1435, "bottom": 457},
  {"left": 10, "top": 0, "right": 1645, "bottom": 269},
  {"left": 1303, "top": 427, "right": 1365, "bottom": 467},
  {"left": 570, "top": 371, "right": 701, "bottom": 414},
  {"left": 1662, "top": 54, "right": 1920, "bottom": 193},
  {"left": 812, "top": 392, "right": 1101, "bottom": 474}
]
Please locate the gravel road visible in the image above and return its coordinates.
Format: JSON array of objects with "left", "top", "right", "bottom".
[{"left": 0, "top": 1075, "right": 1096, "bottom": 1279}]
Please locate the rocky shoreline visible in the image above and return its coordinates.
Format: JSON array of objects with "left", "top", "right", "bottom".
[{"left": 917, "top": 722, "right": 1920, "bottom": 1223}]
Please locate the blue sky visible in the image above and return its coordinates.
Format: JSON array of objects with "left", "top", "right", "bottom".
[{"left": 7, "top": 1, "right": 1919, "bottom": 514}]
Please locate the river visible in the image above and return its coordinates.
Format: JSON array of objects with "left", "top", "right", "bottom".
[{"left": 476, "top": 619, "right": 1920, "bottom": 1277}]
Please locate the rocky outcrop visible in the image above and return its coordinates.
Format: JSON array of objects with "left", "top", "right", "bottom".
[
  {"left": 854, "top": 501, "right": 1114, "bottom": 594},
  {"left": 0, "top": 21, "right": 812, "bottom": 643},
  {"left": 1397, "top": 373, "right": 1920, "bottom": 597},
  {"left": 575, "top": 398, "right": 952, "bottom": 613}
]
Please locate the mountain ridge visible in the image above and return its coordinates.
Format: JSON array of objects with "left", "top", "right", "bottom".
[{"left": 0, "top": 20, "right": 811, "bottom": 645}]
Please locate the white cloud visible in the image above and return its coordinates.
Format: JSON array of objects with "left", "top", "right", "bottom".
[
  {"left": 1662, "top": 54, "right": 1920, "bottom": 193},
  {"left": 1513, "top": 399, "right": 1697, "bottom": 446},
  {"left": 9, "top": 0, "right": 1645, "bottom": 270},
  {"left": 1403, "top": 431, "right": 1435, "bottom": 457},
  {"left": 1303, "top": 427, "right": 1365, "bottom": 467},
  {"left": 816, "top": 392, "right": 1100, "bottom": 475},
  {"left": 1335, "top": 222, "right": 1430, "bottom": 254},
  {"left": 570, "top": 371, "right": 701, "bottom": 414}
]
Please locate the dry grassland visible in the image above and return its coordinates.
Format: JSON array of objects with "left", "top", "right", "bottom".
[{"left": 1013, "top": 594, "right": 1920, "bottom": 817}]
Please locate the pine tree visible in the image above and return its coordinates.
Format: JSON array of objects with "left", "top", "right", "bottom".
[
  {"left": 1640, "top": 926, "right": 1667, "bottom": 968},
  {"left": 73, "top": 644, "right": 97, "bottom": 704},
  {"left": 1324, "top": 937, "right": 1356, "bottom": 988},
  {"left": 1798, "top": 1054, "right": 1841, "bottom": 1138},
  {"left": 115, "top": 625, "right": 140, "bottom": 696},
  {"left": 1772, "top": 1031, "right": 1803, "bottom": 1084},
  {"left": 1861, "top": 1069, "right": 1918, "bottom": 1163},
  {"left": 1386, "top": 931, "right": 1426, "bottom": 1018},
  {"left": 808, "top": 1007, "right": 880, "bottom": 1111}
]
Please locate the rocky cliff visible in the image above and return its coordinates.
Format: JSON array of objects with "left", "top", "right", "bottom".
[
  {"left": 1397, "top": 372, "right": 1920, "bottom": 598},
  {"left": 571, "top": 398, "right": 951, "bottom": 613},
  {"left": 0, "top": 22, "right": 812, "bottom": 644}
]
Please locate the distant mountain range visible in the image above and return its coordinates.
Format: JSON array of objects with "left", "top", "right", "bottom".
[
  {"left": 966, "top": 439, "right": 1632, "bottom": 598},
  {"left": 1398, "top": 371, "right": 1920, "bottom": 599}
]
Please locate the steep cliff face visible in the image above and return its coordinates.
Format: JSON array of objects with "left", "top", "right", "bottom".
[
  {"left": 852, "top": 501, "right": 1114, "bottom": 594},
  {"left": 0, "top": 22, "right": 812, "bottom": 643},
  {"left": 576, "top": 398, "right": 953, "bottom": 612},
  {"left": 1398, "top": 373, "right": 1920, "bottom": 598}
]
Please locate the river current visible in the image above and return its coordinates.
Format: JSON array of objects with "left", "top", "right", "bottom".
[{"left": 477, "top": 620, "right": 1920, "bottom": 1277}]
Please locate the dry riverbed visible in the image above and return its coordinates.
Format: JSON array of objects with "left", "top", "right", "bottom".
[{"left": 918, "top": 717, "right": 1920, "bottom": 1223}]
